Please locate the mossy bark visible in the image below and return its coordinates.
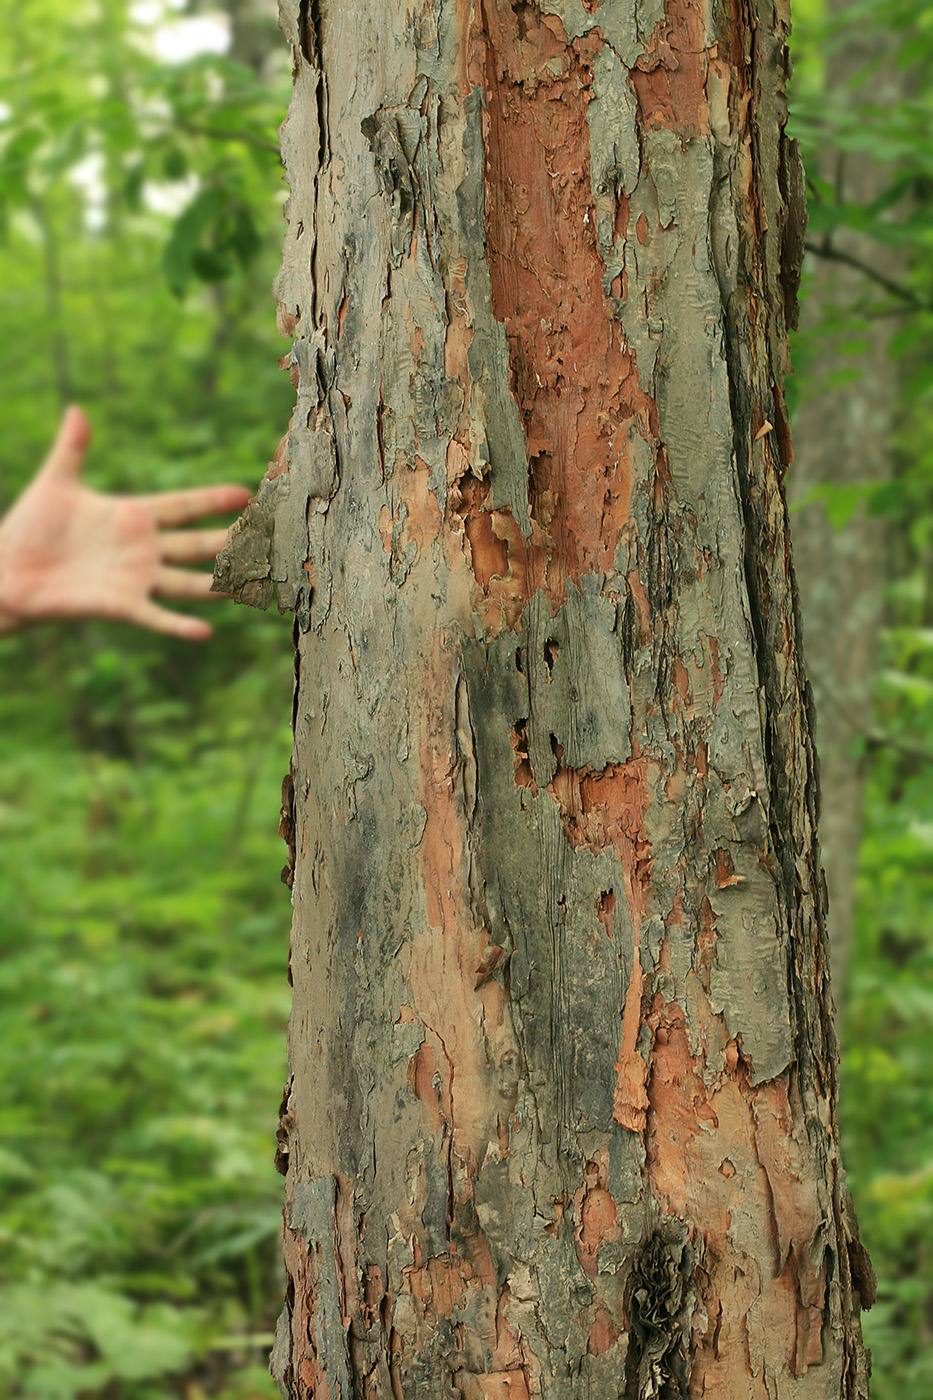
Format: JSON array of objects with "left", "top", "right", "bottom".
[{"left": 219, "top": 0, "right": 873, "bottom": 1393}]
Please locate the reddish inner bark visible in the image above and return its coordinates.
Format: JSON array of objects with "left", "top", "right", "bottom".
[
  {"left": 630, "top": 0, "right": 711, "bottom": 137},
  {"left": 462, "top": 2, "right": 655, "bottom": 624}
]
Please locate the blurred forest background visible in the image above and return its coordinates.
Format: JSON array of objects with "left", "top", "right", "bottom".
[{"left": 0, "top": 0, "right": 930, "bottom": 1396}]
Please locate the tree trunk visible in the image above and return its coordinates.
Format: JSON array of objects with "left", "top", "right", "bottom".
[
  {"left": 788, "top": 4, "right": 898, "bottom": 1022},
  {"left": 217, "top": 0, "right": 873, "bottom": 1393}
]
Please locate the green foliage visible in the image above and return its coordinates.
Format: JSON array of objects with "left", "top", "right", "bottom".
[
  {"left": 0, "top": 1, "right": 294, "bottom": 1395},
  {"left": 0, "top": 629, "right": 293, "bottom": 1397}
]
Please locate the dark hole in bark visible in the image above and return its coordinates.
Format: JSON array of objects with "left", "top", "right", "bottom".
[
  {"left": 512, "top": 718, "right": 536, "bottom": 791},
  {"left": 527, "top": 450, "right": 547, "bottom": 511},
  {"left": 515, "top": 645, "right": 524, "bottom": 674},
  {"left": 623, "top": 1226, "right": 695, "bottom": 1399},
  {"left": 388, "top": 1326, "right": 404, "bottom": 1400},
  {"left": 550, "top": 732, "right": 564, "bottom": 764},
  {"left": 544, "top": 637, "right": 559, "bottom": 676},
  {"left": 512, "top": 0, "right": 538, "bottom": 41},
  {"left": 297, "top": 0, "right": 328, "bottom": 167},
  {"left": 620, "top": 582, "right": 637, "bottom": 668},
  {"left": 297, "top": 0, "right": 312, "bottom": 62}
]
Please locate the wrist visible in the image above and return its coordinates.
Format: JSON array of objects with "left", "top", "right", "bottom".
[
  {"left": 0, "top": 598, "right": 23, "bottom": 634},
  {"left": 0, "top": 548, "right": 25, "bottom": 635}
]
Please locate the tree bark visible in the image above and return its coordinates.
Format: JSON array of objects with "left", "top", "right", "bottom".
[{"left": 217, "top": 0, "right": 873, "bottom": 1393}]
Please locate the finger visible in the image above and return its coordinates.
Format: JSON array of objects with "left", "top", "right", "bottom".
[
  {"left": 154, "top": 566, "right": 220, "bottom": 600},
  {"left": 131, "top": 599, "right": 213, "bottom": 642},
  {"left": 141, "top": 484, "right": 253, "bottom": 528},
  {"left": 39, "top": 405, "right": 92, "bottom": 481},
  {"left": 160, "top": 527, "right": 232, "bottom": 564}
]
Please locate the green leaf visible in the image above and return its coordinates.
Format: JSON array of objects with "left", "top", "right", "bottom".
[
  {"left": 162, "top": 145, "right": 188, "bottom": 181},
  {"left": 162, "top": 185, "right": 228, "bottom": 296},
  {"left": 227, "top": 205, "right": 260, "bottom": 268}
]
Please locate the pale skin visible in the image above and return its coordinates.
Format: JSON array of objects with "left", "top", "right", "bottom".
[{"left": 0, "top": 406, "right": 252, "bottom": 642}]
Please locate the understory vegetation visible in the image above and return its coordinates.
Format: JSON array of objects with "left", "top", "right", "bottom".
[{"left": 0, "top": 0, "right": 930, "bottom": 1395}]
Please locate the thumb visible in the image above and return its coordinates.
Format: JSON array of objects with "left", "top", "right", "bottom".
[{"left": 39, "top": 405, "right": 92, "bottom": 481}]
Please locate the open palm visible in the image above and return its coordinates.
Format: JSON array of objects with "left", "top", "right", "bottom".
[{"left": 0, "top": 407, "right": 251, "bottom": 641}]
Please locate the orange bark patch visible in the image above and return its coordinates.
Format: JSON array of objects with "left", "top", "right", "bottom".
[
  {"left": 587, "top": 1302, "right": 618, "bottom": 1356},
  {"left": 573, "top": 1154, "right": 621, "bottom": 1279},
  {"left": 475, "top": 2, "right": 655, "bottom": 622},
  {"left": 711, "top": 847, "right": 743, "bottom": 889},
  {"left": 752, "top": 1078, "right": 828, "bottom": 1306},
  {"left": 454, "top": 473, "right": 509, "bottom": 586},
  {"left": 672, "top": 654, "right": 692, "bottom": 712},
  {"left": 547, "top": 761, "right": 651, "bottom": 882},
  {"left": 705, "top": 637, "right": 724, "bottom": 707},
  {"left": 466, "top": 510, "right": 511, "bottom": 590},
  {"left": 407, "top": 1025, "right": 454, "bottom": 1134},
  {"left": 379, "top": 454, "right": 445, "bottom": 583},
  {"left": 645, "top": 991, "right": 831, "bottom": 1390},
  {"left": 614, "top": 949, "right": 648, "bottom": 1131},
  {"left": 695, "top": 894, "right": 717, "bottom": 990},
  {"left": 448, "top": 465, "right": 550, "bottom": 632},
  {"left": 405, "top": 1253, "right": 470, "bottom": 1322},
  {"left": 631, "top": 0, "right": 711, "bottom": 139},
  {"left": 581, "top": 1187, "right": 617, "bottom": 1253}
]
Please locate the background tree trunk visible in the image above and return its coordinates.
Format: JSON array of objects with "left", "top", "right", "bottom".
[
  {"left": 789, "top": 5, "right": 899, "bottom": 1020},
  {"left": 218, "top": 0, "right": 873, "bottom": 1393}
]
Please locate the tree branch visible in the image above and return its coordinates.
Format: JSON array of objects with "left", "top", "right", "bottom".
[{"left": 804, "top": 239, "right": 929, "bottom": 309}]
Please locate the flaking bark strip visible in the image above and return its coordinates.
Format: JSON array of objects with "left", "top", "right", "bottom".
[
  {"left": 458, "top": 90, "right": 534, "bottom": 534},
  {"left": 213, "top": 335, "right": 337, "bottom": 614},
  {"left": 272, "top": 1176, "right": 353, "bottom": 1399},
  {"left": 362, "top": 79, "right": 439, "bottom": 269},
  {"left": 212, "top": 469, "right": 283, "bottom": 610},
  {"left": 212, "top": 428, "right": 334, "bottom": 614}
]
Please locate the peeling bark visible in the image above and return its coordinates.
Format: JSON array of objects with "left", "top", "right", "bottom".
[{"left": 235, "top": 0, "right": 872, "bottom": 1394}]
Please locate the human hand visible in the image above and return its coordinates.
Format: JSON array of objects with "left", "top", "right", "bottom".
[{"left": 0, "top": 407, "right": 252, "bottom": 641}]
